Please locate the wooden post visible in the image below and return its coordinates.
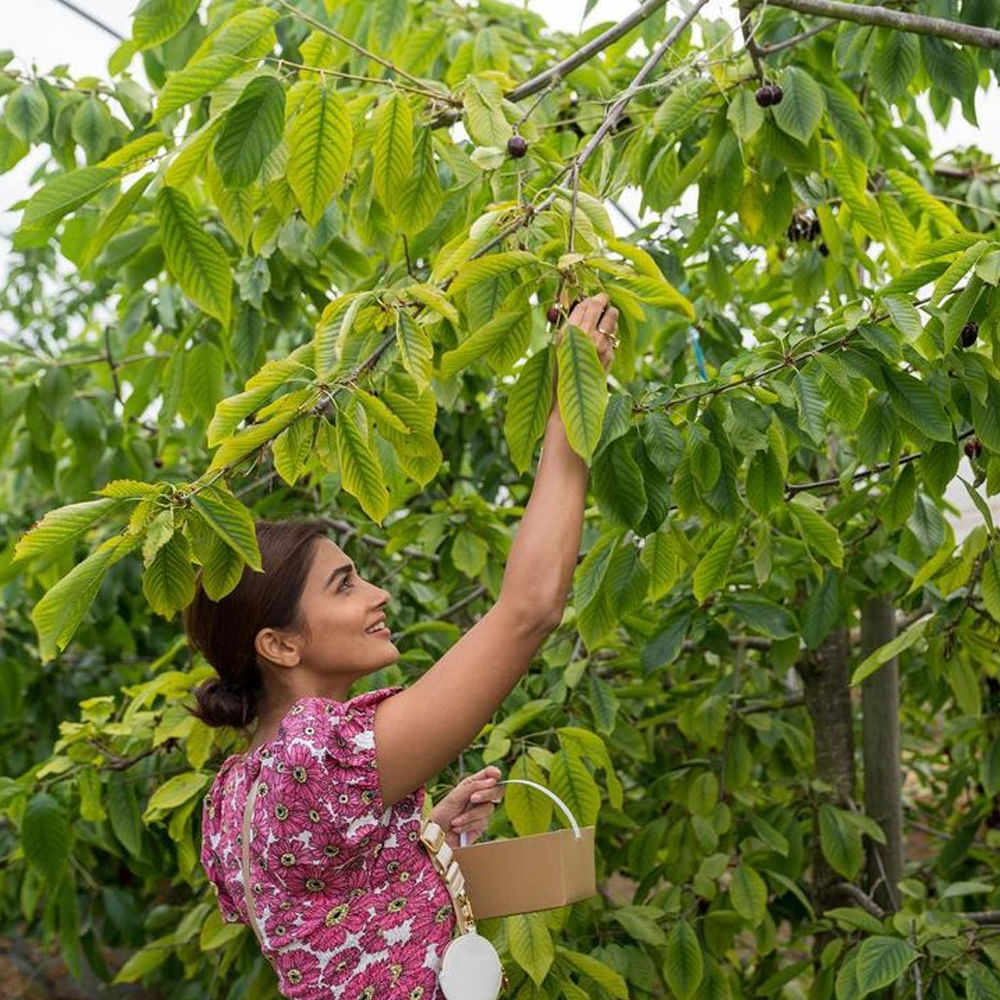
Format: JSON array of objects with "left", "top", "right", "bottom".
[{"left": 861, "top": 596, "right": 903, "bottom": 911}]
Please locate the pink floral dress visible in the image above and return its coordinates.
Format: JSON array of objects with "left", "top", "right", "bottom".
[{"left": 200, "top": 688, "right": 455, "bottom": 998}]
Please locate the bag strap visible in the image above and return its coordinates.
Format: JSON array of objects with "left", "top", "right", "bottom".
[
  {"left": 240, "top": 777, "right": 264, "bottom": 943},
  {"left": 457, "top": 778, "right": 583, "bottom": 849},
  {"left": 419, "top": 820, "right": 476, "bottom": 935}
]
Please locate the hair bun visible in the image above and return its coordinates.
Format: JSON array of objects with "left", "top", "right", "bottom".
[{"left": 191, "top": 676, "right": 255, "bottom": 729}]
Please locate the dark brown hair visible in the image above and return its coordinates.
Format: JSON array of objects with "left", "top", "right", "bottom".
[{"left": 187, "top": 520, "right": 329, "bottom": 728}]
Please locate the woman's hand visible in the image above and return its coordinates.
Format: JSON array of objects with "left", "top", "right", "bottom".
[
  {"left": 565, "top": 293, "right": 620, "bottom": 371},
  {"left": 429, "top": 766, "right": 504, "bottom": 848}
]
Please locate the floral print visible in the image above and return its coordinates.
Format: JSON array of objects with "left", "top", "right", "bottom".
[{"left": 201, "top": 689, "right": 454, "bottom": 998}]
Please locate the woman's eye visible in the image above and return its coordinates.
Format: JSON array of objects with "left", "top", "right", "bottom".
[{"left": 339, "top": 574, "right": 354, "bottom": 590}]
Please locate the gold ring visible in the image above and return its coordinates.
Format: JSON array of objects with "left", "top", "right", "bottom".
[{"left": 600, "top": 330, "right": 620, "bottom": 349}]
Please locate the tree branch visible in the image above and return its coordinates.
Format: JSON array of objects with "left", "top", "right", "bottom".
[
  {"left": 832, "top": 882, "right": 887, "bottom": 919},
  {"left": 750, "top": 0, "right": 1000, "bottom": 50},
  {"left": 507, "top": 0, "right": 670, "bottom": 103},
  {"left": 49, "top": 0, "right": 124, "bottom": 41},
  {"left": 785, "top": 429, "right": 976, "bottom": 497},
  {"left": 757, "top": 20, "right": 837, "bottom": 55}
]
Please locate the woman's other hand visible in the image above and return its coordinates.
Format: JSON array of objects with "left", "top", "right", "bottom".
[
  {"left": 565, "top": 293, "right": 619, "bottom": 371},
  {"left": 429, "top": 766, "right": 504, "bottom": 848}
]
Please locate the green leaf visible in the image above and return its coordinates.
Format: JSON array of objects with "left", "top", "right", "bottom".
[
  {"left": 22, "top": 793, "right": 71, "bottom": 883},
  {"left": 397, "top": 128, "right": 442, "bottom": 235},
  {"left": 373, "top": 92, "right": 413, "bottom": 208},
  {"left": 5, "top": 82, "right": 49, "bottom": 143},
  {"left": 745, "top": 447, "right": 784, "bottom": 514},
  {"left": 790, "top": 501, "right": 844, "bottom": 568},
  {"left": 727, "top": 87, "right": 764, "bottom": 142},
  {"left": 439, "top": 309, "right": 526, "bottom": 379},
  {"left": 287, "top": 80, "right": 352, "bottom": 226},
  {"left": 207, "top": 355, "right": 311, "bottom": 446},
  {"left": 21, "top": 167, "right": 120, "bottom": 231},
  {"left": 155, "top": 186, "right": 232, "bottom": 326},
  {"left": 71, "top": 96, "right": 114, "bottom": 162},
  {"left": 981, "top": 551, "right": 1000, "bottom": 624},
  {"left": 395, "top": 312, "right": 433, "bottom": 389},
  {"left": 133, "top": 0, "right": 200, "bottom": 49},
  {"left": 556, "top": 325, "right": 608, "bottom": 462},
  {"left": 214, "top": 75, "right": 285, "bottom": 188},
  {"left": 449, "top": 250, "right": 538, "bottom": 296},
  {"left": 854, "top": 936, "right": 918, "bottom": 994},
  {"left": 802, "top": 571, "right": 841, "bottom": 649},
  {"left": 15, "top": 498, "right": 121, "bottom": 561},
  {"left": 80, "top": 172, "right": 153, "bottom": 268},
  {"left": 152, "top": 54, "right": 244, "bottom": 123},
  {"left": 881, "top": 368, "right": 952, "bottom": 442},
  {"left": 693, "top": 526, "right": 739, "bottom": 604},
  {"left": 450, "top": 529, "right": 486, "bottom": 577},
  {"left": 337, "top": 402, "right": 390, "bottom": 523},
  {"left": 462, "top": 75, "right": 511, "bottom": 147},
  {"left": 32, "top": 533, "right": 139, "bottom": 660},
  {"left": 871, "top": 29, "right": 920, "bottom": 101},
  {"left": 818, "top": 803, "right": 864, "bottom": 878},
  {"left": 195, "top": 528, "right": 246, "bottom": 602},
  {"left": 663, "top": 920, "right": 704, "bottom": 1000},
  {"left": 142, "top": 531, "right": 196, "bottom": 617},
  {"left": 730, "top": 863, "right": 768, "bottom": 926},
  {"left": 727, "top": 595, "right": 798, "bottom": 639},
  {"left": 507, "top": 912, "right": 553, "bottom": 986},
  {"left": 549, "top": 748, "right": 600, "bottom": 827},
  {"left": 592, "top": 434, "right": 647, "bottom": 531},
  {"left": 851, "top": 615, "right": 930, "bottom": 685},
  {"left": 773, "top": 67, "right": 824, "bottom": 144},
  {"left": 189, "top": 484, "right": 262, "bottom": 570},
  {"left": 505, "top": 756, "right": 552, "bottom": 836},
  {"left": 880, "top": 294, "right": 922, "bottom": 340},
  {"left": 823, "top": 83, "right": 873, "bottom": 162},
  {"left": 143, "top": 771, "right": 212, "bottom": 820},
  {"left": 558, "top": 948, "right": 628, "bottom": 999},
  {"left": 504, "top": 347, "right": 554, "bottom": 473}
]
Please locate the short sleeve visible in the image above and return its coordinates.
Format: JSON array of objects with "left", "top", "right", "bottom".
[{"left": 261, "top": 687, "right": 404, "bottom": 859}]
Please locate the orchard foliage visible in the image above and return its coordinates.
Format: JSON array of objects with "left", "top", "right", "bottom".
[{"left": 2, "top": 0, "right": 1000, "bottom": 997}]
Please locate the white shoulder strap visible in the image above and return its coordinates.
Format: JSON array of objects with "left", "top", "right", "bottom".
[{"left": 240, "top": 777, "right": 264, "bottom": 943}]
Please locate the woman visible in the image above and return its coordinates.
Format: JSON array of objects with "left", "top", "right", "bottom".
[{"left": 192, "top": 294, "right": 619, "bottom": 998}]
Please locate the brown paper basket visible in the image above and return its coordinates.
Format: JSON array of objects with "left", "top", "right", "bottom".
[{"left": 451, "top": 779, "right": 596, "bottom": 919}]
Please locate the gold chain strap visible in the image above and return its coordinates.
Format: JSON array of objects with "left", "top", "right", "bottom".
[{"left": 419, "top": 820, "right": 477, "bottom": 935}]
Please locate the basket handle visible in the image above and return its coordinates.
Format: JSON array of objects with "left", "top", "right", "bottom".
[{"left": 458, "top": 778, "right": 583, "bottom": 847}]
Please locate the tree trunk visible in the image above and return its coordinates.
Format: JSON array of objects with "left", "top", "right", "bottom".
[
  {"left": 800, "top": 627, "right": 855, "bottom": 914},
  {"left": 861, "top": 595, "right": 903, "bottom": 912}
]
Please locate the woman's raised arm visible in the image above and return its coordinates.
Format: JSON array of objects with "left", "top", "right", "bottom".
[{"left": 374, "top": 293, "right": 618, "bottom": 806}]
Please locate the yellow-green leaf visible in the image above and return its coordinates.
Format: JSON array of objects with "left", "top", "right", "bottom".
[
  {"left": 336, "top": 402, "right": 390, "bottom": 523},
  {"left": 556, "top": 325, "right": 607, "bottom": 462},
  {"left": 287, "top": 80, "right": 352, "bottom": 226},
  {"left": 155, "top": 186, "right": 232, "bottom": 326},
  {"left": 373, "top": 92, "right": 413, "bottom": 208}
]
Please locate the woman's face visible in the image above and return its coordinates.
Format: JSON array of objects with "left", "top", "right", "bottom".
[{"left": 291, "top": 538, "right": 400, "bottom": 680}]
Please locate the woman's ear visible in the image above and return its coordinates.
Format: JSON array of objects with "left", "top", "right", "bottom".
[{"left": 255, "top": 628, "right": 302, "bottom": 667}]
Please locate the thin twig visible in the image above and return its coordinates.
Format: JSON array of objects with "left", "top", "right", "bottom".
[
  {"left": 271, "top": 0, "right": 433, "bottom": 90},
  {"left": 785, "top": 429, "right": 977, "bottom": 497},
  {"left": 104, "top": 326, "right": 122, "bottom": 405},
  {"left": 49, "top": 0, "right": 124, "bottom": 41},
  {"left": 757, "top": 20, "right": 836, "bottom": 55}
]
